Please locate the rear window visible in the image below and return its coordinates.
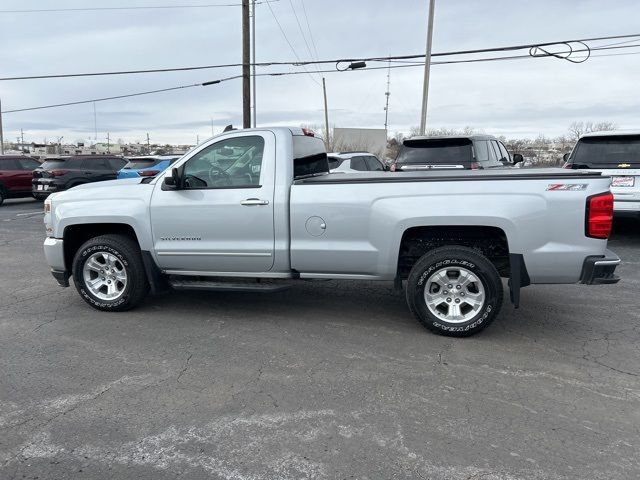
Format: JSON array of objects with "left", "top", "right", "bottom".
[
  {"left": 40, "top": 159, "right": 70, "bottom": 169},
  {"left": 573, "top": 135, "right": 640, "bottom": 167},
  {"left": 123, "top": 158, "right": 160, "bottom": 169},
  {"left": 396, "top": 138, "right": 473, "bottom": 165},
  {"left": 293, "top": 135, "right": 328, "bottom": 178}
]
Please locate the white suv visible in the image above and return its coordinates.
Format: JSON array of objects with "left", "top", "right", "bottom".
[{"left": 328, "top": 152, "right": 386, "bottom": 173}]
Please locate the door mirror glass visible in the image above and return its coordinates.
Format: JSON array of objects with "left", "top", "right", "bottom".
[
  {"left": 512, "top": 153, "right": 524, "bottom": 164},
  {"left": 562, "top": 153, "right": 570, "bottom": 162}
]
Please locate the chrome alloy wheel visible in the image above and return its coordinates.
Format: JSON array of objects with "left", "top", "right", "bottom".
[
  {"left": 424, "top": 266, "right": 486, "bottom": 323},
  {"left": 82, "top": 252, "right": 128, "bottom": 301}
]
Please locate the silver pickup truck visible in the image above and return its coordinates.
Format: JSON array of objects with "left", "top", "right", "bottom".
[{"left": 43, "top": 127, "right": 620, "bottom": 336}]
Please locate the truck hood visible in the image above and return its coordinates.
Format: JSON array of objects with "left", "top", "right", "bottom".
[{"left": 70, "top": 178, "right": 143, "bottom": 190}]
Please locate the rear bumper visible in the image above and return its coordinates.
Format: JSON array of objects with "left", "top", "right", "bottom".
[
  {"left": 613, "top": 199, "right": 640, "bottom": 212},
  {"left": 579, "top": 249, "right": 621, "bottom": 285},
  {"left": 44, "top": 237, "right": 69, "bottom": 287},
  {"left": 32, "top": 179, "right": 62, "bottom": 196}
]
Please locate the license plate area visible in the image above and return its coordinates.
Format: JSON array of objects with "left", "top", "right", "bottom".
[{"left": 612, "top": 176, "right": 635, "bottom": 187}]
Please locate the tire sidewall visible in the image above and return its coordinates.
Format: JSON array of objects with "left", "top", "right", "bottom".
[
  {"left": 73, "top": 243, "right": 132, "bottom": 310},
  {"left": 409, "top": 255, "right": 500, "bottom": 335}
]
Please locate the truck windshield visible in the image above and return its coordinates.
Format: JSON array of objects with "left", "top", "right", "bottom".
[
  {"left": 573, "top": 135, "right": 640, "bottom": 168},
  {"left": 396, "top": 138, "right": 473, "bottom": 166}
]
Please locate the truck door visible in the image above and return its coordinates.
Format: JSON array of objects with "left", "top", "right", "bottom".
[{"left": 149, "top": 131, "right": 275, "bottom": 273}]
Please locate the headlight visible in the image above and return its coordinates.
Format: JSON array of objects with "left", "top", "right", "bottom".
[{"left": 44, "top": 198, "right": 52, "bottom": 214}]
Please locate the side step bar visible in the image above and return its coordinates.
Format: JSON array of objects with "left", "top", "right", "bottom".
[{"left": 168, "top": 278, "right": 291, "bottom": 293}]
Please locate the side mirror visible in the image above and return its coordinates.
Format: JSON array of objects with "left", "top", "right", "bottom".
[
  {"left": 163, "top": 167, "right": 180, "bottom": 188},
  {"left": 512, "top": 153, "right": 524, "bottom": 165},
  {"left": 562, "top": 153, "right": 570, "bottom": 162}
]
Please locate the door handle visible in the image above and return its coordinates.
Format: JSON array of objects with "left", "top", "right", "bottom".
[{"left": 240, "top": 198, "right": 269, "bottom": 206}]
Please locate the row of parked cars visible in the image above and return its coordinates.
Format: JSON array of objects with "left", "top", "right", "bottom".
[
  {"left": 2, "top": 130, "right": 639, "bottom": 214},
  {"left": 328, "top": 134, "right": 523, "bottom": 174},
  {"left": 0, "top": 154, "right": 178, "bottom": 205}
]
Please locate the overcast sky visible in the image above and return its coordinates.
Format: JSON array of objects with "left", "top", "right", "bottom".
[{"left": 1, "top": 0, "right": 639, "bottom": 145}]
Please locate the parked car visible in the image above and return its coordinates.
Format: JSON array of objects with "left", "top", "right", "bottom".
[
  {"left": 563, "top": 131, "right": 640, "bottom": 214},
  {"left": 390, "top": 135, "right": 523, "bottom": 171},
  {"left": 117, "top": 155, "right": 180, "bottom": 179},
  {"left": 43, "top": 127, "right": 619, "bottom": 337},
  {"left": 0, "top": 155, "right": 41, "bottom": 205},
  {"left": 328, "top": 152, "right": 387, "bottom": 173},
  {"left": 32, "top": 155, "right": 127, "bottom": 200}
]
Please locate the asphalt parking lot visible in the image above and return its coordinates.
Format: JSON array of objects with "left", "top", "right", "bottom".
[{"left": 1, "top": 198, "right": 639, "bottom": 480}]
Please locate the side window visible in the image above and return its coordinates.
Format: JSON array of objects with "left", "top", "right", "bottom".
[
  {"left": 350, "top": 156, "right": 368, "bottom": 171},
  {"left": 0, "top": 158, "right": 19, "bottom": 170},
  {"left": 108, "top": 158, "right": 126, "bottom": 170},
  {"left": 182, "top": 135, "right": 264, "bottom": 189},
  {"left": 488, "top": 141, "right": 503, "bottom": 165},
  {"left": 474, "top": 141, "right": 490, "bottom": 162},
  {"left": 18, "top": 158, "right": 40, "bottom": 170},
  {"left": 497, "top": 142, "right": 511, "bottom": 163},
  {"left": 88, "top": 158, "right": 111, "bottom": 170},
  {"left": 365, "top": 156, "right": 384, "bottom": 171}
]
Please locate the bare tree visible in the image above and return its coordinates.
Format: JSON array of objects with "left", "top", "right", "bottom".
[{"left": 568, "top": 120, "right": 616, "bottom": 141}]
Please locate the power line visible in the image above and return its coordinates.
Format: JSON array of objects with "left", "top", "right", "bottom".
[
  {"left": 1, "top": 32, "right": 639, "bottom": 82},
  {"left": 300, "top": 0, "right": 320, "bottom": 60},
  {"left": 0, "top": 2, "right": 277, "bottom": 14},
  {"left": 3, "top": 41, "right": 639, "bottom": 115},
  {"left": 263, "top": 0, "right": 320, "bottom": 85},
  {"left": 287, "top": 0, "right": 321, "bottom": 76},
  {"left": 2, "top": 76, "right": 240, "bottom": 114}
]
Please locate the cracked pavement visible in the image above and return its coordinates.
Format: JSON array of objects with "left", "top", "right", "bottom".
[{"left": 1, "top": 198, "right": 639, "bottom": 479}]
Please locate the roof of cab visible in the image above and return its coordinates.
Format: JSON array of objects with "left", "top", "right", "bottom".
[
  {"left": 405, "top": 134, "right": 499, "bottom": 142},
  {"left": 580, "top": 130, "right": 640, "bottom": 138}
]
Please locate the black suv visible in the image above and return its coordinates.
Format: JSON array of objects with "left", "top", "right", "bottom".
[
  {"left": 32, "top": 155, "right": 127, "bottom": 199},
  {"left": 391, "top": 135, "right": 523, "bottom": 171}
]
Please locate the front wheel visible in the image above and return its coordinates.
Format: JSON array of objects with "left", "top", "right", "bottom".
[
  {"left": 72, "top": 234, "right": 149, "bottom": 311},
  {"left": 406, "top": 246, "right": 503, "bottom": 337}
]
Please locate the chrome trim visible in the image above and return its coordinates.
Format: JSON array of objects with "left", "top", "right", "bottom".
[
  {"left": 156, "top": 251, "right": 272, "bottom": 257},
  {"left": 299, "top": 273, "right": 383, "bottom": 280},
  {"left": 594, "top": 258, "right": 621, "bottom": 266},
  {"left": 163, "top": 270, "right": 293, "bottom": 278}
]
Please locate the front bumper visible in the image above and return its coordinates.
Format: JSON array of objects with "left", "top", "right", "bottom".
[
  {"left": 579, "top": 249, "right": 621, "bottom": 285},
  {"left": 44, "top": 237, "right": 69, "bottom": 287}
]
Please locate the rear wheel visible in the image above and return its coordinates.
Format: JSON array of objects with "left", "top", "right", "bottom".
[
  {"left": 72, "top": 234, "right": 149, "bottom": 311},
  {"left": 406, "top": 246, "right": 503, "bottom": 336}
]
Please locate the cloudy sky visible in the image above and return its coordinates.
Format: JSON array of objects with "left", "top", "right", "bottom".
[{"left": 1, "top": 0, "right": 639, "bottom": 145}]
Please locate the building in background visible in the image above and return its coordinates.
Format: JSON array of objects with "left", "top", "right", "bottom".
[{"left": 332, "top": 128, "right": 387, "bottom": 158}]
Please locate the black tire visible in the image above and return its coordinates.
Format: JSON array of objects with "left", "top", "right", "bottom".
[
  {"left": 406, "top": 246, "right": 503, "bottom": 337},
  {"left": 72, "top": 234, "right": 149, "bottom": 312},
  {"left": 0, "top": 188, "right": 5, "bottom": 206}
]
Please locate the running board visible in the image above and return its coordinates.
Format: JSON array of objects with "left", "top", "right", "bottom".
[{"left": 168, "top": 278, "right": 291, "bottom": 293}]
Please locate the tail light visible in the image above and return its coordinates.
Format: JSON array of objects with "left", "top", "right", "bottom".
[
  {"left": 586, "top": 192, "right": 614, "bottom": 239},
  {"left": 563, "top": 163, "right": 574, "bottom": 169},
  {"left": 49, "top": 169, "right": 68, "bottom": 176},
  {"left": 470, "top": 162, "right": 480, "bottom": 170},
  {"left": 138, "top": 170, "right": 159, "bottom": 177},
  {"left": 390, "top": 163, "right": 396, "bottom": 172}
]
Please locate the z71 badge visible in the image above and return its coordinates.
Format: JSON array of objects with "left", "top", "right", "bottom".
[{"left": 546, "top": 184, "right": 588, "bottom": 191}]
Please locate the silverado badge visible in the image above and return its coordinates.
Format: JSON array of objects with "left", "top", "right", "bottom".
[{"left": 618, "top": 163, "right": 631, "bottom": 168}]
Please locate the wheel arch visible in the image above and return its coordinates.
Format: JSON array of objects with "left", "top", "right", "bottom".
[{"left": 63, "top": 223, "right": 141, "bottom": 273}]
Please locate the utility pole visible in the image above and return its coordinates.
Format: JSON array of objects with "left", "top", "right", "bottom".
[
  {"left": 146, "top": 132, "right": 150, "bottom": 152},
  {"left": 0, "top": 97, "right": 4, "bottom": 155},
  {"left": 384, "top": 59, "right": 391, "bottom": 137},
  {"left": 106, "top": 132, "right": 110, "bottom": 153},
  {"left": 242, "top": 0, "right": 251, "bottom": 128},
  {"left": 251, "top": 0, "right": 257, "bottom": 127},
  {"left": 419, "top": 0, "right": 436, "bottom": 135},
  {"left": 322, "top": 77, "right": 330, "bottom": 152},
  {"left": 20, "top": 128, "right": 24, "bottom": 147}
]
